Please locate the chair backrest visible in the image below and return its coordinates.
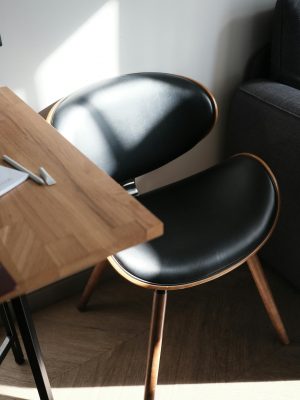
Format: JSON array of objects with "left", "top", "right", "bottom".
[{"left": 48, "top": 72, "right": 217, "bottom": 184}]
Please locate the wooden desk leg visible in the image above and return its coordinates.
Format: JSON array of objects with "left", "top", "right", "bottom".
[{"left": 11, "top": 296, "right": 54, "bottom": 400}]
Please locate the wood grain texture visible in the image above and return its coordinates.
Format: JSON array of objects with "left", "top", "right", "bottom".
[
  {"left": 0, "top": 87, "right": 163, "bottom": 302},
  {"left": 144, "top": 290, "right": 167, "bottom": 400},
  {"left": 247, "top": 254, "right": 289, "bottom": 345},
  {"left": 77, "top": 259, "right": 109, "bottom": 311}
]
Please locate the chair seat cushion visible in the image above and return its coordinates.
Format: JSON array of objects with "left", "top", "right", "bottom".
[{"left": 113, "top": 155, "right": 277, "bottom": 287}]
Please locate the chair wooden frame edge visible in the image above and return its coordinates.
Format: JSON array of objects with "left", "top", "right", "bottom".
[
  {"left": 107, "top": 152, "right": 281, "bottom": 291},
  {"left": 45, "top": 73, "right": 219, "bottom": 129}
]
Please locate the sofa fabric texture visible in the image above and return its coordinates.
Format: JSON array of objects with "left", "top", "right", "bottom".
[
  {"left": 271, "top": 0, "right": 300, "bottom": 89},
  {"left": 228, "top": 0, "right": 300, "bottom": 287},
  {"left": 228, "top": 81, "right": 300, "bottom": 286}
]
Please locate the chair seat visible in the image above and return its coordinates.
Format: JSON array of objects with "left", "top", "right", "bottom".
[{"left": 113, "top": 155, "right": 277, "bottom": 287}]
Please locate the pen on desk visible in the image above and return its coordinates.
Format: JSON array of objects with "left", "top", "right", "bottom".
[
  {"left": 39, "top": 167, "right": 56, "bottom": 186},
  {"left": 3, "top": 155, "right": 45, "bottom": 185}
]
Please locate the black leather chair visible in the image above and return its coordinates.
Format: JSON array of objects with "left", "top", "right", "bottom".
[{"left": 46, "top": 72, "right": 289, "bottom": 400}]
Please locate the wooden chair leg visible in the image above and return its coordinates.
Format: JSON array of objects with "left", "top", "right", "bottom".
[
  {"left": 144, "top": 290, "right": 167, "bottom": 400},
  {"left": 77, "top": 259, "right": 108, "bottom": 311},
  {"left": 247, "top": 254, "right": 289, "bottom": 344}
]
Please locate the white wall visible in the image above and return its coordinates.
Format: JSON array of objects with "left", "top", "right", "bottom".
[{"left": 0, "top": 0, "right": 276, "bottom": 190}]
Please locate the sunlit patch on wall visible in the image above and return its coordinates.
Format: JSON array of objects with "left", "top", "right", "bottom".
[{"left": 35, "top": 0, "right": 119, "bottom": 109}]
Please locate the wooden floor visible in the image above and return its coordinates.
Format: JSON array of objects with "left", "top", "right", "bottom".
[{"left": 0, "top": 265, "right": 300, "bottom": 400}]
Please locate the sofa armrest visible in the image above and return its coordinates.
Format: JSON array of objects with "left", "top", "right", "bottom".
[
  {"left": 239, "top": 80, "right": 300, "bottom": 116},
  {"left": 227, "top": 79, "right": 300, "bottom": 287}
]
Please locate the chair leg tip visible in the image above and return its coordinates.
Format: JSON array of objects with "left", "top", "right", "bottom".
[
  {"left": 77, "top": 303, "right": 87, "bottom": 312},
  {"left": 281, "top": 336, "right": 290, "bottom": 345},
  {"left": 15, "top": 356, "right": 26, "bottom": 365},
  {"left": 278, "top": 329, "right": 290, "bottom": 345}
]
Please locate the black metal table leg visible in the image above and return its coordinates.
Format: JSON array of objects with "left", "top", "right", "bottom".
[
  {"left": 0, "top": 302, "right": 25, "bottom": 364},
  {"left": 11, "top": 296, "right": 54, "bottom": 400},
  {"left": 0, "top": 303, "right": 12, "bottom": 364}
]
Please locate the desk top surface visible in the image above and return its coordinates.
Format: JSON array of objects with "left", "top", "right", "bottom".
[{"left": 0, "top": 87, "right": 163, "bottom": 302}]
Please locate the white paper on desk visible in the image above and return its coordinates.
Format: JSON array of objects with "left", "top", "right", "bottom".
[{"left": 0, "top": 166, "right": 28, "bottom": 196}]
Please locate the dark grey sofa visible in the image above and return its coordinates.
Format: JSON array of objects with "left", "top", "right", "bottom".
[{"left": 228, "top": 0, "right": 300, "bottom": 288}]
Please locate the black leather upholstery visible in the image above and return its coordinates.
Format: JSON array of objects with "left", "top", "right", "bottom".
[
  {"left": 50, "top": 73, "right": 216, "bottom": 183},
  {"left": 113, "top": 155, "right": 277, "bottom": 286},
  {"left": 49, "top": 73, "right": 278, "bottom": 288}
]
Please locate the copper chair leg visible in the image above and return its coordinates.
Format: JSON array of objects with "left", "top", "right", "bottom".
[
  {"left": 77, "top": 259, "right": 108, "bottom": 311},
  {"left": 247, "top": 254, "right": 289, "bottom": 344},
  {"left": 144, "top": 290, "right": 167, "bottom": 400}
]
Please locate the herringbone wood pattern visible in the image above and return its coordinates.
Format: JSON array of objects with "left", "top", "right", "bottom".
[{"left": 0, "top": 265, "right": 300, "bottom": 400}]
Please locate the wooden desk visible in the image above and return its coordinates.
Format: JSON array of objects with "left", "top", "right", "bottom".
[{"left": 0, "top": 87, "right": 163, "bottom": 399}]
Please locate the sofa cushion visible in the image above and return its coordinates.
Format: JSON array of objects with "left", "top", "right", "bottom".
[{"left": 271, "top": 0, "right": 300, "bottom": 89}]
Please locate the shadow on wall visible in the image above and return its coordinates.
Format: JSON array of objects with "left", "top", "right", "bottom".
[
  {"left": 1, "top": 0, "right": 275, "bottom": 190},
  {"left": 213, "top": 9, "right": 273, "bottom": 161},
  {"left": 136, "top": 8, "right": 274, "bottom": 192}
]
